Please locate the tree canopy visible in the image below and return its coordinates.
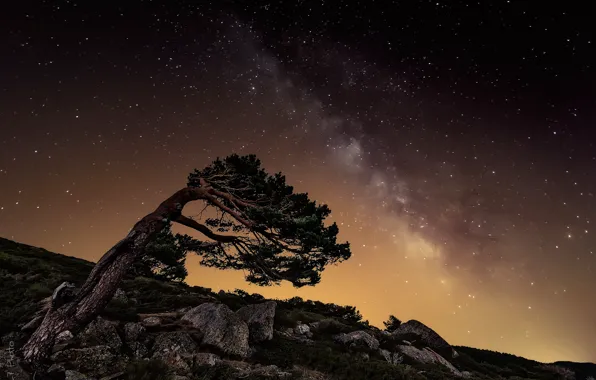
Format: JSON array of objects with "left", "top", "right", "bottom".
[
  {"left": 170, "top": 154, "right": 351, "bottom": 288},
  {"left": 132, "top": 224, "right": 189, "bottom": 282}
]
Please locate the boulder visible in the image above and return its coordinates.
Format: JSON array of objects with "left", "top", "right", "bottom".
[
  {"left": 393, "top": 320, "right": 451, "bottom": 352},
  {"left": 192, "top": 352, "right": 220, "bottom": 367},
  {"left": 398, "top": 345, "right": 462, "bottom": 377},
  {"left": 334, "top": 331, "right": 379, "bottom": 351},
  {"left": 128, "top": 342, "right": 149, "bottom": 359},
  {"left": 123, "top": 322, "right": 146, "bottom": 343},
  {"left": 181, "top": 303, "right": 250, "bottom": 357},
  {"left": 51, "top": 345, "right": 126, "bottom": 377},
  {"left": 236, "top": 301, "right": 276, "bottom": 343},
  {"left": 123, "top": 322, "right": 149, "bottom": 358},
  {"left": 79, "top": 317, "right": 122, "bottom": 352},
  {"left": 295, "top": 323, "right": 311, "bottom": 336},
  {"left": 151, "top": 331, "right": 197, "bottom": 374}
]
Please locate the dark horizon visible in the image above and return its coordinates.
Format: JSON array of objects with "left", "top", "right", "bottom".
[{"left": 1, "top": 1, "right": 595, "bottom": 363}]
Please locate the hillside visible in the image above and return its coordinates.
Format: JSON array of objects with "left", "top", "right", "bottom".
[{"left": 1, "top": 237, "right": 595, "bottom": 380}]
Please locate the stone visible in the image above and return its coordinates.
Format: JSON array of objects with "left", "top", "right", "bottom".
[
  {"left": 65, "top": 370, "right": 93, "bottom": 380},
  {"left": 236, "top": 301, "right": 276, "bottom": 343},
  {"left": 151, "top": 332, "right": 197, "bottom": 374},
  {"left": 142, "top": 316, "right": 162, "bottom": 327},
  {"left": 79, "top": 317, "right": 122, "bottom": 352},
  {"left": 333, "top": 331, "right": 379, "bottom": 351},
  {"left": 398, "top": 345, "right": 462, "bottom": 377},
  {"left": 56, "top": 330, "right": 74, "bottom": 344},
  {"left": 249, "top": 364, "right": 292, "bottom": 378},
  {"left": 123, "top": 322, "right": 146, "bottom": 343},
  {"left": 181, "top": 303, "right": 250, "bottom": 357},
  {"left": 295, "top": 323, "right": 311, "bottom": 336},
  {"left": 191, "top": 352, "right": 220, "bottom": 367},
  {"left": 128, "top": 342, "right": 149, "bottom": 359},
  {"left": 51, "top": 345, "right": 126, "bottom": 377},
  {"left": 393, "top": 320, "right": 451, "bottom": 352}
]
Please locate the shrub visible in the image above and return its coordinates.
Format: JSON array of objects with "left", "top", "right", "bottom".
[
  {"left": 382, "top": 315, "right": 402, "bottom": 333},
  {"left": 251, "top": 334, "right": 426, "bottom": 380}
]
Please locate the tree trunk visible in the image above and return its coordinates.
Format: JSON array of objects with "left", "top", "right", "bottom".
[{"left": 20, "top": 187, "right": 208, "bottom": 370}]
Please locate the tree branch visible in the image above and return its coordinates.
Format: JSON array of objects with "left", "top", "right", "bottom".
[{"left": 174, "top": 214, "right": 238, "bottom": 243}]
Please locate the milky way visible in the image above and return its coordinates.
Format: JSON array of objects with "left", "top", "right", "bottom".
[{"left": 0, "top": 1, "right": 595, "bottom": 362}]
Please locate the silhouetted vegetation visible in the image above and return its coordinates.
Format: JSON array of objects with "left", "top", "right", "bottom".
[{"left": 383, "top": 314, "right": 402, "bottom": 332}]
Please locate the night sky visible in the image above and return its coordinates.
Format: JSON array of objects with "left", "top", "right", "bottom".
[{"left": 1, "top": 1, "right": 595, "bottom": 363}]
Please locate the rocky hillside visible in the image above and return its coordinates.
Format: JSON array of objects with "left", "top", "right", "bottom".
[{"left": 1, "top": 237, "right": 595, "bottom": 380}]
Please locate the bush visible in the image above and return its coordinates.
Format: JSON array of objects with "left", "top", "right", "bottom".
[
  {"left": 382, "top": 315, "right": 401, "bottom": 333},
  {"left": 251, "top": 334, "right": 426, "bottom": 380}
]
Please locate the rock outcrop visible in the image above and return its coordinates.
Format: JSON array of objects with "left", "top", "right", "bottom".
[
  {"left": 182, "top": 302, "right": 250, "bottom": 357},
  {"left": 151, "top": 331, "right": 197, "bottom": 373},
  {"left": 236, "top": 301, "right": 276, "bottom": 343},
  {"left": 334, "top": 330, "right": 380, "bottom": 351},
  {"left": 398, "top": 344, "right": 462, "bottom": 377},
  {"left": 78, "top": 317, "right": 122, "bottom": 352}
]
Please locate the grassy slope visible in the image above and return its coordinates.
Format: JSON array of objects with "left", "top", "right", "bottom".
[{"left": 1, "top": 237, "right": 594, "bottom": 380}]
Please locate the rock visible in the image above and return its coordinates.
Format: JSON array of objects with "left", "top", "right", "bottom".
[
  {"left": 65, "top": 370, "right": 93, "bottom": 380},
  {"left": 191, "top": 352, "right": 220, "bottom": 366},
  {"left": 236, "top": 301, "right": 276, "bottom": 343},
  {"left": 181, "top": 303, "right": 250, "bottom": 357},
  {"left": 151, "top": 332, "right": 197, "bottom": 374},
  {"left": 379, "top": 349, "right": 404, "bottom": 365},
  {"left": 112, "top": 288, "right": 128, "bottom": 303},
  {"left": 79, "top": 317, "right": 122, "bottom": 352},
  {"left": 249, "top": 364, "right": 292, "bottom": 378},
  {"left": 142, "top": 316, "right": 162, "bottom": 327},
  {"left": 99, "top": 371, "right": 125, "bottom": 380},
  {"left": 128, "top": 342, "right": 149, "bottom": 359},
  {"left": 398, "top": 345, "right": 462, "bottom": 377},
  {"left": 333, "top": 331, "right": 379, "bottom": 351},
  {"left": 56, "top": 330, "right": 75, "bottom": 343},
  {"left": 123, "top": 322, "right": 146, "bottom": 343},
  {"left": 51, "top": 345, "right": 126, "bottom": 377},
  {"left": 123, "top": 321, "right": 149, "bottom": 357},
  {"left": 295, "top": 323, "right": 311, "bottom": 336},
  {"left": 393, "top": 320, "right": 451, "bottom": 352}
]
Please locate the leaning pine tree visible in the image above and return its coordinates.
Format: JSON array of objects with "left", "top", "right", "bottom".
[{"left": 21, "top": 154, "right": 351, "bottom": 369}]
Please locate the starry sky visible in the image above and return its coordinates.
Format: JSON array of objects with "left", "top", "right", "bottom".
[{"left": 1, "top": 0, "right": 595, "bottom": 363}]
